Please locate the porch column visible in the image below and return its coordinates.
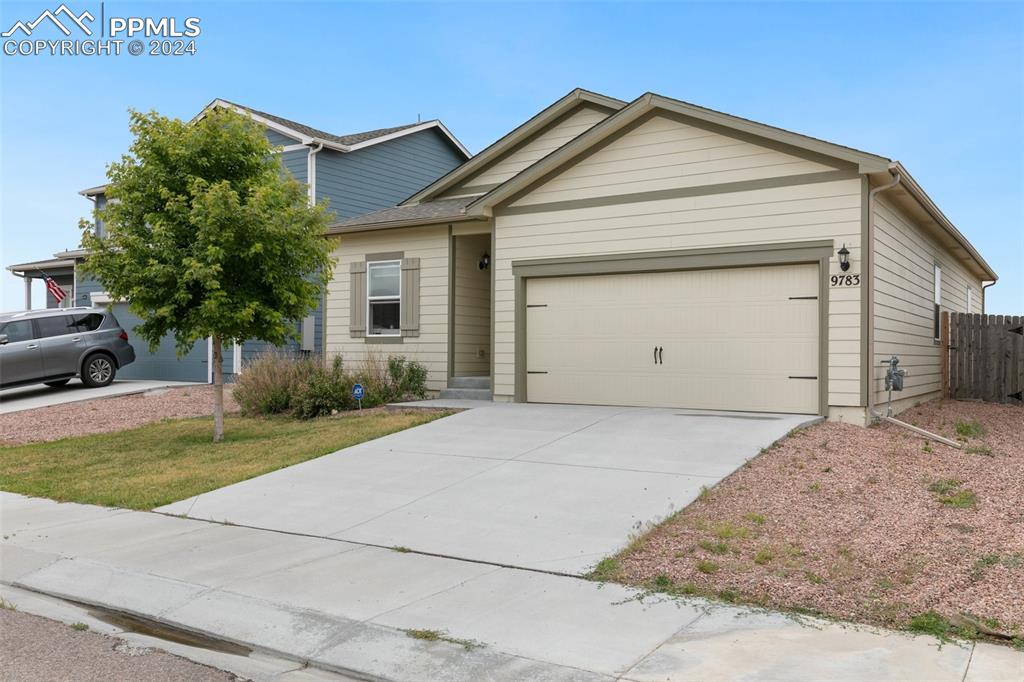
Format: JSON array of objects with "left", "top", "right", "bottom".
[{"left": 23, "top": 276, "right": 32, "bottom": 310}]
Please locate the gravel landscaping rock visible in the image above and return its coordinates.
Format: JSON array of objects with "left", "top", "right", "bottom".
[
  {"left": 0, "top": 609, "right": 240, "bottom": 681},
  {"left": 0, "top": 386, "right": 239, "bottom": 445},
  {"left": 616, "top": 399, "right": 1024, "bottom": 640}
]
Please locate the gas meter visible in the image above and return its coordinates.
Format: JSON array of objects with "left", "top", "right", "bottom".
[
  {"left": 881, "top": 356, "right": 910, "bottom": 417},
  {"left": 883, "top": 356, "right": 906, "bottom": 392}
]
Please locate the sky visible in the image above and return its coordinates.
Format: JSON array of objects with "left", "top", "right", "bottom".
[{"left": 1, "top": 1, "right": 1021, "bottom": 314}]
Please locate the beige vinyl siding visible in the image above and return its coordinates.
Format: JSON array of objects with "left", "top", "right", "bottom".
[
  {"left": 510, "top": 115, "right": 838, "bottom": 208},
  {"left": 324, "top": 225, "right": 449, "bottom": 391},
  {"left": 493, "top": 177, "right": 863, "bottom": 406},
  {"left": 453, "top": 233, "right": 491, "bottom": 375},
  {"left": 872, "top": 195, "right": 982, "bottom": 404},
  {"left": 440, "top": 106, "right": 611, "bottom": 197}
]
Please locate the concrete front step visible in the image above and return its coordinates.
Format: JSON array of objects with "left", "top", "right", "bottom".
[
  {"left": 449, "top": 376, "right": 491, "bottom": 389},
  {"left": 438, "top": 387, "right": 493, "bottom": 400}
]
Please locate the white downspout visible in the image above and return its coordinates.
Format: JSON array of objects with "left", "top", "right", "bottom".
[
  {"left": 305, "top": 141, "right": 324, "bottom": 366},
  {"left": 866, "top": 166, "right": 965, "bottom": 449},
  {"left": 306, "top": 142, "right": 323, "bottom": 206},
  {"left": 981, "top": 281, "right": 996, "bottom": 314},
  {"left": 866, "top": 166, "right": 901, "bottom": 420}
]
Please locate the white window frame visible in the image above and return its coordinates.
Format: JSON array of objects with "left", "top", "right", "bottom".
[
  {"left": 966, "top": 287, "right": 973, "bottom": 314},
  {"left": 366, "top": 260, "right": 401, "bottom": 337},
  {"left": 933, "top": 263, "right": 942, "bottom": 341}
]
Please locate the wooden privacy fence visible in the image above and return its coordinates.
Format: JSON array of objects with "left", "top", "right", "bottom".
[{"left": 942, "top": 312, "right": 1024, "bottom": 404}]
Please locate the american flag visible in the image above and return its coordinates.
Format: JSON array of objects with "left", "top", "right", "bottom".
[{"left": 44, "top": 276, "right": 66, "bottom": 304}]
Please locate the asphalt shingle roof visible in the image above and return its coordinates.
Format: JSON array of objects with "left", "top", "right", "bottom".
[{"left": 221, "top": 100, "right": 422, "bottom": 147}]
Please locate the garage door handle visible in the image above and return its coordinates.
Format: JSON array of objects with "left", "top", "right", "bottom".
[
  {"left": 658, "top": 346, "right": 663, "bottom": 364},
  {"left": 653, "top": 346, "right": 663, "bottom": 365}
]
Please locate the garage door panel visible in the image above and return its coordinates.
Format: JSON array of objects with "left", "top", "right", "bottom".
[{"left": 525, "top": 264, "right": 819, "bottom": 413}]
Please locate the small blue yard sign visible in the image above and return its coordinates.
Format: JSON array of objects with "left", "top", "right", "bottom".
[{"left": 352, "top": 383, "right": 365, "bottom": 401}]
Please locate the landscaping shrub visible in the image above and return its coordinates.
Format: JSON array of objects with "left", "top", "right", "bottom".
[
  {"left": 232, "top": 353, "right": 317, "bottom": 416},
  {"left": 233, "top": 352, "right": 429, "bottom": 419},
  {"left": 387, "top": 355, "right": 428, "bottom": 400},
  {"left": 291, "top": 356, "right": 352, "bottom": 419}
]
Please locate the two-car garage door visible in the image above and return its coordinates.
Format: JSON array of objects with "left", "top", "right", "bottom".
[{"left": 525, "top": 264, "right": 820, "bottom": 414}]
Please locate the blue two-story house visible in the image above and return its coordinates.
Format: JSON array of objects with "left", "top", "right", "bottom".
[{"left": 7, "top": 100, "right": 469, "bottom": 382}]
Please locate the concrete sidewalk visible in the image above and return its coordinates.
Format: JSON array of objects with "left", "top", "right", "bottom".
[{"left": 2, "top": 493, "right": 1020, "bottom": 681}]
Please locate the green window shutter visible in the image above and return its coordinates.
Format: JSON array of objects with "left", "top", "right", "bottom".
[
  {"left": 400, "top": 257, "right": 420, "bottom": 338},
  {"left": 349, "top": 261, "right": 366, "bottom": 338}
]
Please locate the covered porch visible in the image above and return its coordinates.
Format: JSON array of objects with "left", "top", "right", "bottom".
[
  {"left": 444, "top": 226, "right": 493, "bottom": 399},
  {"left": 323, "top": 198, "right": 495, "bottom": 399},
  {"left": 6, "top": 257, "right": 76, "bottom": 310}
]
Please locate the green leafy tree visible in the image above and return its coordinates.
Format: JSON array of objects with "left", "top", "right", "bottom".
[{"left": 81, "top": 107, "right": 333, "bottom": 441}]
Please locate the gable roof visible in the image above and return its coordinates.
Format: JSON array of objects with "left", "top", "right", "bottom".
[
  {"left": 469, "top": 92, "right": 891, "bottom": 213},
  {"left": 456, "top": 91, "right": 993, "bottom": 281},
  {"left": 201, "top": 99, "right": 471, "bottom": 158},
  {"left": 401, "top": 88, "right": 625, "bottom": 206}
]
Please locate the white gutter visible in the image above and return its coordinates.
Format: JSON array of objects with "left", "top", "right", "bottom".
[
  {"left": 866, "top": 165, "right": 902, "bottom": 418},
  {"left": 306, "top": 142, "right": 323, "bottom": 206}
]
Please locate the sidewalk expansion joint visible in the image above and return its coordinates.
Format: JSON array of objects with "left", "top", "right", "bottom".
[{"left": 149, "top": 509, "right": 594, "bottom": 581}]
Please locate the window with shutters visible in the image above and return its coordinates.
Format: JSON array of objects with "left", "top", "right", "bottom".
[{"left": 367, "top": 260, "right": 401, "bottom": 337}]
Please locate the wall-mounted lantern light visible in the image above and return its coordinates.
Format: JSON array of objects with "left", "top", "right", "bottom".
[
  {"left": 837, "top": 244, "right": 851, "bottom": 272},
  {"left": 479, "top": 252, "right": 490, "bottom": 271}
]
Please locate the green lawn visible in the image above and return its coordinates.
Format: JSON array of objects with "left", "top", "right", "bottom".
[{"left": 0, "top": 410, "right": 449, "bottom": 510}]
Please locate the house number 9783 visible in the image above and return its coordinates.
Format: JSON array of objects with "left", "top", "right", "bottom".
[{"left": 830, "top": 274, "right": 860, "bottom": 287}]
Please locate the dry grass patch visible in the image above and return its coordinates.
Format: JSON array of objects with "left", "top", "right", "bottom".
[
  {"left": 613, "top": 399, "right": 1024, "bottom": 643},
  {"left": 0, "top": 409, "right": 450, "bottom": 510}
]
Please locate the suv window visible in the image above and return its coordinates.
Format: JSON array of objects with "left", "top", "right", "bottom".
[
  {"left": 72, "top": 313, "right": 103, "bottom": 332},
  {"left": 35, "top": 315, "right": 76, "bottom": 339},
  {"left": 1, "top": 320, "right": 34, "bottom": 343}
]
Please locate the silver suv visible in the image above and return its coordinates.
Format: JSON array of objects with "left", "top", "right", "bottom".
[{"left": 0, "top": 307, "right": 136, "bottom": 389}]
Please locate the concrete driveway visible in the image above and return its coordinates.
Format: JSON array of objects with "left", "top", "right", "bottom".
[
  {"left": 0, "top": 380, "right": 200, "bottom": 415},
  {"left": 160, "top": 404, "right": 817, "bottom": 574}
]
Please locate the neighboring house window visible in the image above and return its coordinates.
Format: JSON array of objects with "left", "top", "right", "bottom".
[
  {"left": 367, "top": 260, "right": 401, "bottom": 336},
  {"left": 967, "top": 287, "right": 973, "bottom": 314},
  {"left": 933, "top": 263, "right": 942, "bottom": 341}
]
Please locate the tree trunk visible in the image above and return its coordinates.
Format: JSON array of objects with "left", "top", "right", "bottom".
[{"left": 212, "top": 334, "right": 224, "bottom": 442}]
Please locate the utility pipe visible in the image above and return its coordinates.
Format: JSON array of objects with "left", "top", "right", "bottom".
[
  {"left": 865, "top": 166, "right": 902, "bottom": 420},
  {"left": 876, "top": 415, "right": 962, "bottom": 449}
]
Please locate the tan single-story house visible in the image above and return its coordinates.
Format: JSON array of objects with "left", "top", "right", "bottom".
[{"left": 322, "top": 88, "right": 996, "bottom": 423}]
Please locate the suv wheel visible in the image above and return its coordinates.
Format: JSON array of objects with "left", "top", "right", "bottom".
[
  {"left": 44, "top": 379, "right": 71, "bottom": 388},
  {"left": 82, "top": 354, "right": 116, "bottom": 388}
]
